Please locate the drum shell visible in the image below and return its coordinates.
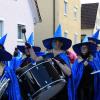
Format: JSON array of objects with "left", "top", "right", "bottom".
[{"left": 17, "top": 61, "right": 66, "bottom": 100}]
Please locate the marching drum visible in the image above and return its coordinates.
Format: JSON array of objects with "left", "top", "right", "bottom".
[
  {"left": 0, "top": 75, "right": 10, "bottom": 99},
  {"left": 16, "top": 60, "right": 66, "bottom": 100}
]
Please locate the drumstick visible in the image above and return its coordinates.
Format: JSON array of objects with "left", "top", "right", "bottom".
[
  {"left": 90, "top": 70, "right": 100, "bottom": 75},
  {"left": 52, "top": 58, "right": 60, "bottom": 63},
  {"left": 22, "top": 28, "right": 27, "bottom": 43}
]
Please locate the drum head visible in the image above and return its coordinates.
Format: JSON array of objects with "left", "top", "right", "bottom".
[{"left": 33, "top": 79, "right": 66, "bottom": 100}]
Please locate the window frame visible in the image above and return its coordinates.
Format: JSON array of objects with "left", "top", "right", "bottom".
[
  {"left": 74, "top": 33, "right": 78, "bottom": 44},
  {"left": 73, "top": 6, "right": 78, "bottom": 20},
  {"left": 17, "top": 24, "right": 26, "bottom": 41},
  {"left": 64, "top": 0, "right": 68, "bottom": 16},
  {"left": 0, "top": 20, "right": 4, "bottom": 37},
  {"left": 64, "top": 31, "right": 68, "bottom": 38}
]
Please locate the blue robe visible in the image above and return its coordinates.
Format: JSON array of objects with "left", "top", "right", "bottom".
[
  {"left": 1, "top": 56, "right": 22, "bottom": 100},
  {"left": 8, "top": 57, "right": 22, "bottom": 70},
  {"left": 58, "top": 53, "right": 71, "bottom": 68},
  {"left": 95, "top": 51, "right": 100, "bottom": 66},
  {"left": 3, "top": 65, "right": 22, "bottom": 100},
  {"left": 68, "top": 58, "right": 100, "bottom": 100}
]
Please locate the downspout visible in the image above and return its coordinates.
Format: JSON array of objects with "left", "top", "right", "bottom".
[{"left": 53, "top": 0, "right": 55, "bottom": 34}]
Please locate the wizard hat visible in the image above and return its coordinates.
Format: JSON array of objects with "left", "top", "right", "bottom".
[
  {"left": 17, "top": 32, "right": 41, "bottom": 54},
  {"left": 43, "top": 24, "right": 72, "bottom": 50},
  {"left": 88, "top": 30, "right": 100, "bottom": 44},
  {"left": 17, "top": 45, "right": 41, "bottom": 54},
  {"left": 73, "top": 36, "right": 97, "bottom": 55},
  {"left": 27, "top": 32, "right": 34, "bottom": 46},
  {"left": 0, "top": 34, "right": 12, "bottom": 61}
]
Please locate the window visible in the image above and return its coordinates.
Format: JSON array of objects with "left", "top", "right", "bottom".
[
  {"left": 64, "top": 32, "right": 68, "bottom": 38},
  {"left": 18, "top": 24, "right": 25, "bottom": 40},
  {"left": 73, "top": 7, "right": 78, "bottom": 19},
  {"left": 64, "top": 0, "right": 68, "bottom": 15},
  {"left": 0, "top": 21, "right": 3, "bottom": 37},
  {"left": 74, "top": 33, "right": 78, "bottom": 44}
]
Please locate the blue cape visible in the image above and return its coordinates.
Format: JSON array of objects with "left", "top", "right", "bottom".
[
  {"left": 58, "top": 52, "right": 71, "bottom": 68},
  {"left": 68, "top": 58, "right": 100, "bottom": 100},
  {"left": 3, "top": 65, "right": 22, "bottom": 100},
  {"left": 1, "top": 56, "right": 22, "bottom": 100},
  {"left": 95, "top": 51, "right": 100, "bottom": 64},
  {"left": 8, "top": 57, "right": 22, "bottom": 70},
  {"left": 58, "top": 53, "right": 73, "bottom": 99}
]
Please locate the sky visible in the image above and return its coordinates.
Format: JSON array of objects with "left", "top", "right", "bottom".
[{"left": 81, "top": 0, "right": 100, "bottom": 4}]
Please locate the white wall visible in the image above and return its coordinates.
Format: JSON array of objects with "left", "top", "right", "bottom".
[
  {"left": 0, "top": 0, "right": 34, "bottom": 54},
  {"left": 81, "top": 29, "right": 94, "bottom": 36},
  {"left": 94, "top": 4, "right": 100, "bottom": 32}
]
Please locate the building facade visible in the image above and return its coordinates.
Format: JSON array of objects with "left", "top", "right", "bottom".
[
  {"left": 81, "top": 3, "right": 100, "bottom": 39},
  {"left": 35, "top": 0, "right": 81, "bottom": 50},
  {"left": 0, "top": 0, "right": 41, "bottom": 53}
]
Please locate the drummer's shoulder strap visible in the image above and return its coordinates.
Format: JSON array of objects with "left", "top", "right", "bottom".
[{"left": 59, "top": 53, "right": 71, "bottom": 68}]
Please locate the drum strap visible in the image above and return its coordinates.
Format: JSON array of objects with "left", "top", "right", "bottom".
[{"left": 58, "top": 53, "right": 71, "bottom": 68}]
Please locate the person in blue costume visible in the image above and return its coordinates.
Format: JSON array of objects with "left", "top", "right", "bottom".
[
  {"left": 68, "top": 37, "right": 100, "bottom": 100},
  {"left": 27, "top": 24, "right": 72, "bottom": 100},
  {"left": 88, "top": 30, "right": 100, "bottom": 65},
  {"left": 7, "top": 47, "right": 23, "bottom": 71},
  {"left": 0, "top": 34, "right": 12, "bottom": 76},
  {"left": 17, "top": 32, "right": 45, "bottom": 68},
  {"left": 0, "top": 34, "right": 12, "bottom": 77},
  {"left": 0, "top": 34, "right": 22, "bottom": 100},
  {"left": 13, "top": 47, "right": 22, "bottom": 58}
]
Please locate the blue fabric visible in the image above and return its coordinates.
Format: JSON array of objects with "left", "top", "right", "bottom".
[
  {"left": 68, "top": 58, "right": 100, "bottom": 100},
  {"left": 27, "top": 32, "right": 34, "bottom": 46},
  {"left": 54, "top": 24, "right": 62, "bottom": 37},
  {"left": 58, "top": 53, "right": 73, "bottom": 100},
  {"left": 8, "top": 57, "right": 22, "bottom": 70},
  {"left": 0, "top": 34, "right": 7, "bottom": 45},
  {"left": 82, "top": 36, "right": 88, "bottom": 42},
  {"left": 95, "top": 51, "right": 100, "bottom": 66},
  {"left": 93, "top": 30, "right": 100, "bottom": 39},
  {"left": 35, "top": 52, "right": 45, "bottom": 56},
  {"left": 58, "top": 53, "right": 71, "bottom": 68},
  {"left": 88, "top": 30, "right": 100, "bottom": 44},
  {"left": 3, "top": 65, "right": 22, "bottom": 100}
]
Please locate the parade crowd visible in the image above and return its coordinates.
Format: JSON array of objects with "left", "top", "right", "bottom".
[{"left": 0, "top": 24, "right": 100, "bottom": 100}]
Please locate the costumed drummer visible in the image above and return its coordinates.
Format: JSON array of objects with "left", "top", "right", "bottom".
[
  {"left": 0, "top": 35, "right": 20, "bottom": 100},
  {"left": 68, "top": 36, "right": 100, "bottom": 100},
  {"left": 0, "top": 34, "right": 12, "bottom": 76},
  {"left": 16, "top": 33, "right": 45, "bottom": 100},
  {"left": 26, "top": 25, "right": 72, "bottom": 100},
  {"left": 17, "top": 32, "right": 45, "bottom": 68},
  {"left": 17, "top": 44, "right": 42, "bottom": 67}
]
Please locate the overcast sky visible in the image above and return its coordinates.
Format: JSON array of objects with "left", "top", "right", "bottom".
[{"left": 81, "top": 0, "right": 100, "bottom": 4}]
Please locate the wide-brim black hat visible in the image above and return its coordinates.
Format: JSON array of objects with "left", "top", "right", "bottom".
[
  {"left": 88, "top": 37, "right": 100, "bottom": 44},
  {"left": 0, "top": 45, "right": 12, "bottom": 61},
  {"left": 17, "top": 45, "right": 41, "bottom": 54},
  {"left": 73, "top": 42, "right": 97, "bottom": 55},
  {"left": 43, "top": 37, "right": 72, "bottom": 50}
]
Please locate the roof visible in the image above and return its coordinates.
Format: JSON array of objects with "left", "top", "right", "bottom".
[
  {"left": 81, "top": 3, "right": 99, "bottom": 29},
  {"left": 29, "top": 0, "right": 42, "bottom": 24}
]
